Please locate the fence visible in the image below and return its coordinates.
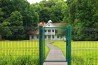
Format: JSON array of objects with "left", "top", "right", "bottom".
[
  {"left": 0, "top": 39, "right": 39, "bottom": 65},
  {"left": 71, "top": 28, "right": 98, "bottom": 65},
  {"left": 0, "top": 26, "right": 98, "bottom": 65},
  {"left": 40, "top": 26, "right": 98, "bottom": 65},
  {"left": 39, "top": 26, "right": 71, "bottom": 65}
]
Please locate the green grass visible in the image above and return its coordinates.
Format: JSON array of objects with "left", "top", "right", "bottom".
[
  {"left": 0, "top": 40, "right": 98, "bottom": 65},
  {"left": 53, "top": 41, "right": 98, "bottom": 65},
  {"left": 0, "top": 40, "right": 38, "bottom": 56},
  {"left": 0, "top": 40, "right": 49, "bottom": 65}
]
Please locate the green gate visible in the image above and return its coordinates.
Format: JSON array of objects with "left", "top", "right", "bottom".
[
  {"left": 39, "top": 26, "right": 98, "bottom": 65},
  {"left": 39, "top": 26, "right": 45, "bottom": 65},
  {"left": 66, "top": 25, "right": 72, "bottom": 65},
  {"left": 39, "top": 25, "right": 72, "bottom": 65}
]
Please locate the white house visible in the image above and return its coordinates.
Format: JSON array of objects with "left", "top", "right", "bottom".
[{"left": 29, "top": 20, "right": 66, "bottom": 40}]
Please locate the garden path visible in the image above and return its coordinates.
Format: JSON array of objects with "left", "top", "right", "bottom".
[{"left": 43, "top": 43, "right": 67, "bottom": 65}]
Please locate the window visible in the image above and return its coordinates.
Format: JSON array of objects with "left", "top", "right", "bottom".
[
  {"left": 45, "top": 30, "right": 46, "bottom": 32},
  {"left": 55, "top": 30, "right": 58, "bottom": 33},
  {"left": 52, "top": 30, "right": 54, "bottom": 32},
  {"left": 48, "top": 30, "right": 51, "bottom": 32},
  {"left": 32, "top": 36, "right": 34, "bottom": 39},
  {"left": 57, "top": 36, "right": 59, "bottom": 38},
  {"left": 52, "top": 35, "right": 54, "bottom": 38},
  {"left": 48, "top": 35, "right": 51, "bottom": 39}
]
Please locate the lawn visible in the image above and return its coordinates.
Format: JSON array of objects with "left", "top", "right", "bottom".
[
  {"left": 0, "top": 40, "right": 38, "bottom": 56},
  {"left": 0, "top": 40, "right": 49, "bottom": 65},
  {"left": 0, "top": 40, "right": 98, "bottom": 65},
  {"left": 53, "top": 41, "right": 98, "bottom": 65}
]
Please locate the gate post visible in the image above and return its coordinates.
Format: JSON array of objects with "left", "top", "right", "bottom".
[
  {"left": 39, "top": 26, "right": 45, "bottom": 65},
  {"left": 66, "top": 25, "right": 72, "bottom": 65}
]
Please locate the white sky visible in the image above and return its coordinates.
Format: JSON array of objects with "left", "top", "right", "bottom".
[{"left": 27, "top": 0, "right": 42, "bottom": 4}]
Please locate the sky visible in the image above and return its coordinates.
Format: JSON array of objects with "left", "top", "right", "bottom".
[{"left": 27, "top": 0, "right": 42, "bottom": 4}]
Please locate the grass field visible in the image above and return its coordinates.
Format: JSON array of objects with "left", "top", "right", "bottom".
[
  {"left": 0, "top": 40, "right": 38, "bottom": 56},
  {"left": 0, "top": 40, "right": 98, "bottom": 65},
  {"left": 53, "top": 41, "right": 98, "bottom": 65},
  {"left": 0, "top": 40, "right": 49, "bottom": 65}
]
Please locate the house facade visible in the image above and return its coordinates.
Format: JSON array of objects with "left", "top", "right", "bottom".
[{"left": 29, "top": 20, "right": 66, "bottom": 40}]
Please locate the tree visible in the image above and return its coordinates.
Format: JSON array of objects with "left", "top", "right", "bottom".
[
  {"left": 93, "top": 0, "right": 98, "bottom": 28},
  {"left": 32, "top": 0, "right": 67, "bottom": 22},
  {"left": 0, "top": 0, "right": 39, "bottom": 40},
  {"left": 0, "top": 11, "right": 25, "bottom": 40},
  {"left": 8, "top": 11, "right": 25, "bottom": 40},
  {"left": 39, "top": 7, "right": 51, "bottom": 22},
  {"left": 65, "top": 0, "right": 98, "bottom": 40},
  {"left": 0, "top": 0, "right": 14, "bottom": 18},
  {"left": 12, "top": 0, "right": 39, "bottom": 38},
  {"left": 0, "top": 8, "right": 4, "bottom": 23},
  {"left": 50, "top": 1, "right": 67, "bottom": 22},
  {"left": 0, "top": 21, "right": 12, "bottom": 39}
]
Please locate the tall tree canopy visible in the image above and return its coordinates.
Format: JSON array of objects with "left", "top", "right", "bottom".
[
  {"left": 32, "top": 0, "right": 67, "bottom": 22},
  {"left": 0, "top": 0, "right": 98, "bottom": 40},
  {"left": 0, "top": 0, "right": 39, "bottom": 40},
  {"left": 65, "top": 0, "right": 98, "bottom": 40}
]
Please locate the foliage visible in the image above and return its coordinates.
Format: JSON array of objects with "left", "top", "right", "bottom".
[
  {"left": 65, "top": 0, "right": 98, "bottom": 40},
  {"left": 0, "top": 0, "right": 39, "bottom": 40},
  {"left": 9, "top": 11, "right": 25, "bottom": 40},
  {"left": 0, "top": 0, "right": 98, "bottom": 40},
  {"left": 32, "top": 0, "right": 67, "bottom": 22},
  {"left": 0, "top": 21, "right": 12, "bottom": 38},
  {"left": 0, "top": 8, "right": 4, "bottom": 23},
  {"left": 0, "top": 11, "right": 25, "bottom": 40}
]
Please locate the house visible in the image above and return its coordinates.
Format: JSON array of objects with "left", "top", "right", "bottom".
[{"left": 29, "top": 20, "right": 66, "bottom": 40}]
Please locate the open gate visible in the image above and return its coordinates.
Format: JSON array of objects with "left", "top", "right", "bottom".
[
  {"left": 39, "top": 25, "right": 72, "bottom": 65},
  {"left": 39, "top": 25, "right": 98, "bottom": 65}
]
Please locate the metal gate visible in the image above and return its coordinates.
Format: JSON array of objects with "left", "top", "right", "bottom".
[
  {"left": 39, "top": 26, "right": 98, "bottom": 65},
  {"left": 39, "top": 26, "right": 72, "bottom": 65}
]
